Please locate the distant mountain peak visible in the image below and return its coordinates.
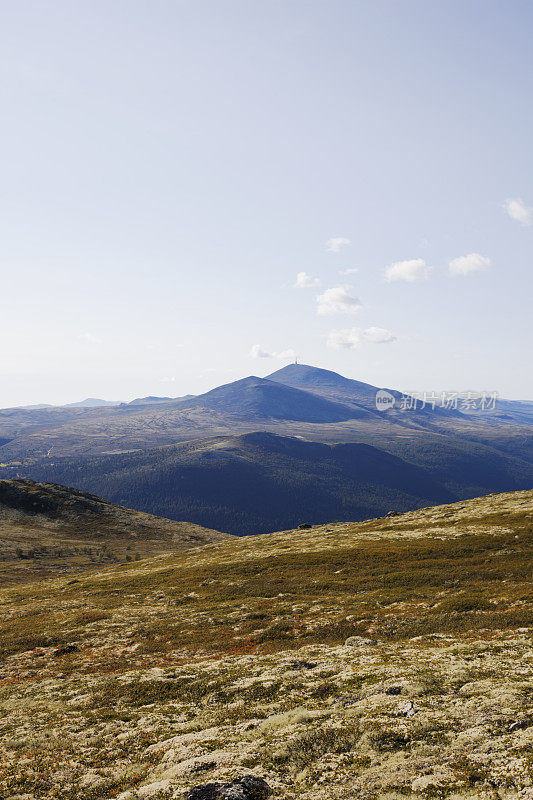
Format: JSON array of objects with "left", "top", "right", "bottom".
[
  {"left": 64, "top": 398, "right": 122, "bottom": 408},
  {"left": 268, "top": 363, "right": 339, "bottom": 378},
  {"left": 267, "top": 363, "right": 377, "bottom": 389},
  {"left": 127, "top": 395, "right": 195, "bottom": 406},
  {"left": 182, "top": 374, "right": 363, "bottom": 422},
  {"left": 267, "top": 364, "right": 468, "bottom": 422},
  {"left": 266, "top": 363, "right": 384, "bottom": 405}
]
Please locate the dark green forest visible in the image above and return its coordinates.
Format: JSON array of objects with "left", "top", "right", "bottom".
[{"left": 4, "top": 431, "right": 531, "bottom": 534}]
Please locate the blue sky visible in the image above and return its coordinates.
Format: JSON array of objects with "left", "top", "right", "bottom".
[{"left": 1, "top": 0, "right": 532, "bottom": 406}]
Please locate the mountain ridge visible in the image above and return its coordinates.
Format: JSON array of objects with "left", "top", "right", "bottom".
[{"left": 0, "top": 432, "right": 472, "bottom": 534}]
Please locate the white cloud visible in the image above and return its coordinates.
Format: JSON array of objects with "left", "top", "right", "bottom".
[
  {"left": 362, "top": 327, "right": 397, "bottom": 344},
  {"left": 277, "top": 348, "right": 297, "bottom": 361},
  {"left": 327, "top": 328, "right": 362, "bottom": 349},
  {"left": 503, "top": 197, "right": 533, "bottom": 226},
  {"left": 326, "top": 237, "right": 351, "bottom": 253},
  {"left": 160, "top": 376, "right": 176, "bottom": 383},
  {"left": 339, "top": 267, "right": 358, "bottom": 275},
  {"left": 448, "top": 252, "right": 491, "bottom": 276},
  {"left": 327, "top": 326, "right": 397, "bottom": 349},
  {"left": 385, "top": 258, "right": 431, "bottom": 283},
  {"left": 249, "top": 345, "right": 296, "bottom": 360},
  {"left": 316, "top": 286, "right": 362, "bottom": 315},
  {"left": 294, "top": 271, "right": 320, "bottom": 288},
  {"left": 250, "top": 344, "right": 273, "bottom": 358},
  {"left": 78, "top": 332, "right": 102, "bottom": 344}
]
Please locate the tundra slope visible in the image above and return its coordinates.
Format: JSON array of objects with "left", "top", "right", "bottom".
[
  {"left": 0, "top": 479, "right": 228, "bottom": 584},
  {"left": 0, "top": 489, "right": 531, "bottom": 800}
]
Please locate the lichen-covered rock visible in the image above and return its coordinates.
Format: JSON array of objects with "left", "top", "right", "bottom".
[
  {"left": 186, "top": 783, "right": 223, "bottom": 800},
  {"left": 186, "top": 775, "right": 271, "bottom": 800},
  {"left": 344, "top": 635, "right": 376, "bottom": 647}
]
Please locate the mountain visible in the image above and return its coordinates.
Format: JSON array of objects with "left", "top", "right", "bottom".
[
  {"left": 64, "top": 398, "right": 122, "bottom": 408},
  {"left": 0, "top": 366, "right": 531, "bottom": 534},
  {"left": 1, "top": 366, "right": 531, "bottom": 460},
  {"left": 1, "top": 489, "right": 530, "bottom": 799},
  {"left": 128, "top": 396, "right": 181, "bottom": 406},
  {"left": 182, "top": 375, "right": 371, "bottom": 422},
  {"left": 10, "top": 430, "right": 530, "bottom": 535},
  {"left": 267, "top": 363, "right": 388, "bottom": 409},
  {"left": 9, "top": 422, "right": 531, "bottom": 533},
  {"left": 269, "top": 364, "right": 533, "bottom": 430},
  {"left": 482, "top": 397, "right": 533, "bottom": 425},
  {"left": 267, "top": 363, "right": 464, "bottom": 423},
  {"left": 0, "top": 478, "right": 228, "bottom": 583}
]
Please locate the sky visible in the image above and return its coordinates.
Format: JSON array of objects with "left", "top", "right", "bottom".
[{"left": 1, "top": 0, "right": 532, "bottom": 407}]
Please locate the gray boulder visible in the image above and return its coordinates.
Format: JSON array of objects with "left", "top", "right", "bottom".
[{"left": 186, "top": 775, "right": 271, "bottom": 800}]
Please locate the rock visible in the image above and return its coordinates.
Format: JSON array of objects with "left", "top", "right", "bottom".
[
  {"left": 53, "top": 643, "right": 79, "bottom": 656},
  {"left": 385, "top": 685, "right": 402, "bottom": 695},
  {"left": 399, "top": 700, "right": 416, "bottom": 717},
  {"left": 289, "top": 660, "right": 317, "bottom": 670},
  {"left": 385, "top": 511, "right": 400, "bottom": 518},
  {"left": 186, "top": 775, "right": 271, "bottom": 800},
  {"left": 509, "top": 719, "right": 529, "bottom": 732},
  {"left": 344, "top": 636, "right": 377, "bottom": 647},
  {"left": 298, "top": 523, "right": 313, "bottom": 529},
  {"left": 186, "top": 782, "right": 222, "bottom": 799},
  {"left": 221, "top": 776, "right": 271, "bottom": 800}
]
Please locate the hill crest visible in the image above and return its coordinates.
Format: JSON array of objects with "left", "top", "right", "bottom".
[{"left": 0, "top": 479, "right": 228, "bottom": 584}]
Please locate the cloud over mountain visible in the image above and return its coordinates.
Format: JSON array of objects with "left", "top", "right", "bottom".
[{"left": 250, "top": 345, "right": 296, "bottom": 360}]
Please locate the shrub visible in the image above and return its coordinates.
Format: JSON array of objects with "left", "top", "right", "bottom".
[
  {"left": 73, "top": 610, "right": 111, "bottom": 625},
  {"left": 273, "top": 724, "right": 360, "bottom": 772},
  {"left": 439, "top": 594, "right": 493, "bottom": 613}
]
